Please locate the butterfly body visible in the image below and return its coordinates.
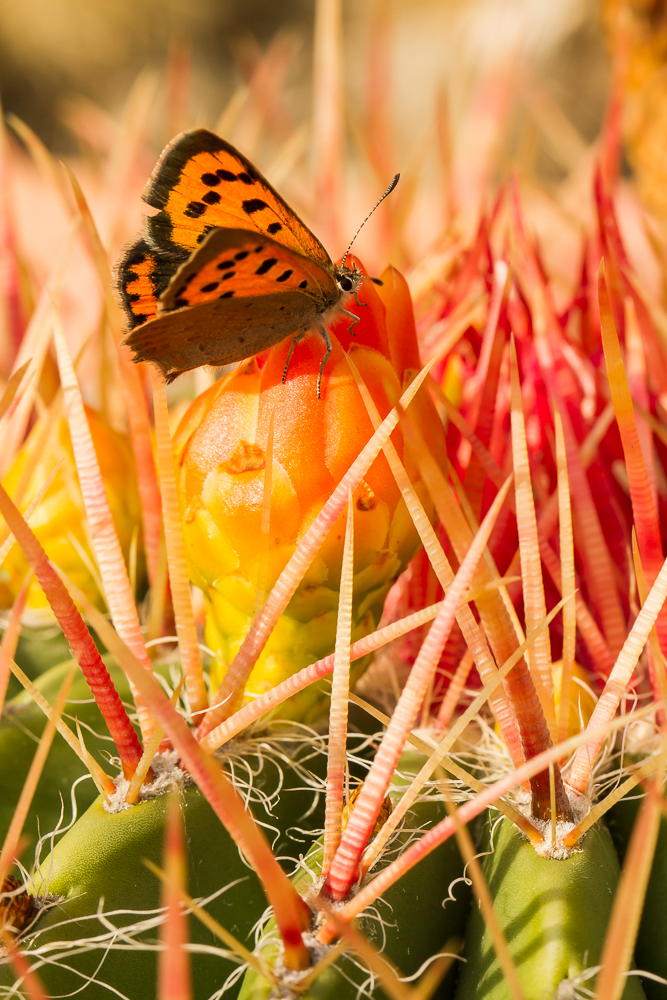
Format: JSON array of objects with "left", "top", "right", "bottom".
[{"left": 116, "top": 129, "right": 364, "bottom": 386}]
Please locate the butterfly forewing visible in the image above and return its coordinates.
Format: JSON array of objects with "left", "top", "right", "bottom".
[
  {"left": 159, "top": 228, "right": 338, "bottom": 315},
  {"left": 143, "top": 129, "right": 332, "bottom": 266}
]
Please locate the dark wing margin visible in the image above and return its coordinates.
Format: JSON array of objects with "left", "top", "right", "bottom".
[{"left": 141, "top": 130, "right": 257, "bottom": 211}]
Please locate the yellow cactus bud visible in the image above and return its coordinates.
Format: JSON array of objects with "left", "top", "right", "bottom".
[{"left": 0, "top": 408, "right": 143, "bottom": 614}]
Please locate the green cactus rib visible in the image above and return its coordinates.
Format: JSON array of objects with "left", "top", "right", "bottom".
[
  {"left": 13, "top": 628, "right": 72, "bottom": 691},
  {"left": 608, "top": 796, "right": 667, "bottom": 999},
  {"left": 0, "top": 657, "right": 136, "bottom": 862},
  {"left": 454, "top": 814, "right": 647, "bottom": 1000},
  {"left": 14, "top": 785, "right": 265, "bottom": 1000},
  {"left": 0, "top": 732, "right": 336, "bottom": 1000},
  {"left": 239, "top": 750, "right": 471, "bottom": 1000}
]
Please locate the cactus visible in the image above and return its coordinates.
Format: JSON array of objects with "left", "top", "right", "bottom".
[{"left": 2, "top": 8, "right": 667, "bottom": 1000}]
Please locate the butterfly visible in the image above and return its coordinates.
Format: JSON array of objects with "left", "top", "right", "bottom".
[{"left": 115, "top": 129, "right": 398, "bottom": 395}]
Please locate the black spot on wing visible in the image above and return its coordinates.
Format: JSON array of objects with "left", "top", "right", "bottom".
[
  {"left": 221, "top": 271, "right": 236, "bottom": 281},
  {"left": 267, "top": 222, "right": 282, "bottom": 235},
  {"left": 299, "top": 280, "right": 308, "bottom": 289},
  {"left": 243, "top": 199, "right": 268, "bottom": 215},
  {"left": 202, "top": 191, "right": 221, "bottom": 205},
  {"left": 276, "top": 270, "right": 293, "bottom": 283},
  {"left": 235, "top": 250, "right": 249, "bottom": 261},
  {"left": 219, "top": 290, "right": 234, "bottom": 299},
  {"left": 143, "top": 130, "right": 306, "bottom": 254},
  {"left": 201, "top": 172, "right": 220, "bottom": 186},
  {"left": 143, "top": 130, "right": 236, "bottom": 211},
  {"left": 184, "top": 201, "right": 207, "bottom": 219},
  {"left": 174, "top": 297, "right": 189, "bottom": 309},
  {"left": 201, "top": 282, "right": 219, "bottom": 293},
  {"left": 256, "top": 258, "right": 277, "bottom": 275},
  {"left": 217, "top": 260, "right": 235, "bottom": 270}
]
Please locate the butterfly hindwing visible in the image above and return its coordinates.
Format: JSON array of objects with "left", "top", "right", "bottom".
[
  {"left": 123, "top": 228, "right": 340, "bottom": 382},
  {"left": 125, "top": 289, "right": 323, "bottom": 383},
  {"left": 159, "top": 228, "right": 338, "bottom": 314},
  {"left": 115, "top": 237, "right": 186, "bottom": 330},
  {"left": 143, "top": 129, "right": 332, "bottom": 267}
]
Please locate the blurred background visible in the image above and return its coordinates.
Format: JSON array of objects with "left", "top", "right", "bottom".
[{"left": 0, "top": 0, "right": 608, "bottom": 166}]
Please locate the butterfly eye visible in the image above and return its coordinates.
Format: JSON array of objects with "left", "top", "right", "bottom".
[{"left": 338, "top": 276, "right": 353, "bottom": 292}]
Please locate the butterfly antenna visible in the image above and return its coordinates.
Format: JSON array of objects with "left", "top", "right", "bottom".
[{"left": 340, "top": 173, "right": 400, "bottom": 267}]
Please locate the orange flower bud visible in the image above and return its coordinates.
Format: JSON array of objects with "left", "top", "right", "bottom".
[{"left": 174, "top": 261, "right": 446, "bottom": 720}]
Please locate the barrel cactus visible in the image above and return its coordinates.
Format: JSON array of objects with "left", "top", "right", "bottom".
[{"left": 1, "top": 11, "right": 667, "bottom": 1000}]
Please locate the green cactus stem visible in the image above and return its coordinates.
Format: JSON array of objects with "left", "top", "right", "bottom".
[
  {"left": 0, "top": 734, "right": 335, "bottom": 1000},
  {"left": 454, "top": 814, "right": 647, "bottom": 1000},
  {"left": 239, "top": 749, "right": 471, "bottom": 1000}
]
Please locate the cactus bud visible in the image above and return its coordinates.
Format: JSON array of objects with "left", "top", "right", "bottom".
[
  {"left": 174, "top": 263, "right": 446, "bottom": 720},
  {"left": 0, "top": 409, "right": 143, "bottom": 615}
]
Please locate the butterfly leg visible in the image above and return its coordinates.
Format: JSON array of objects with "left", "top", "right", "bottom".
[
  {"left": 352, "top": 289, "right": 367, "bottom": 309},
  {"left": 316, "top": 326, "right": 333, "bottom": 399},
  {"left": 282, "top": 331, "right": 306, "bottom": 385},
  {"left": 341, "top": 308, "right": 360, "bottom": 336}
]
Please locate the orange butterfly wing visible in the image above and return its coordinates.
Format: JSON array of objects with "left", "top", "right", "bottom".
[
  {"left": 143, "top": 129, "right": 332, "bottom": 266},
  {"left": 124, "top": 228, "right": 340, "bottom": 381},
  {"left": 114, "top": 239, "right": 171, "bottom": 330},
  {"left": 116, "top": 130, "right": 337, "bottom": 337},
  {"left": 160, "top": 228, "right": 337, "bottom": 310}
]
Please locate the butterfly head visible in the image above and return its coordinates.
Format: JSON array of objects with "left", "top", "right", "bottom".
[{"left": 334, "top": 262, "right": 364, "bottom": 298}]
